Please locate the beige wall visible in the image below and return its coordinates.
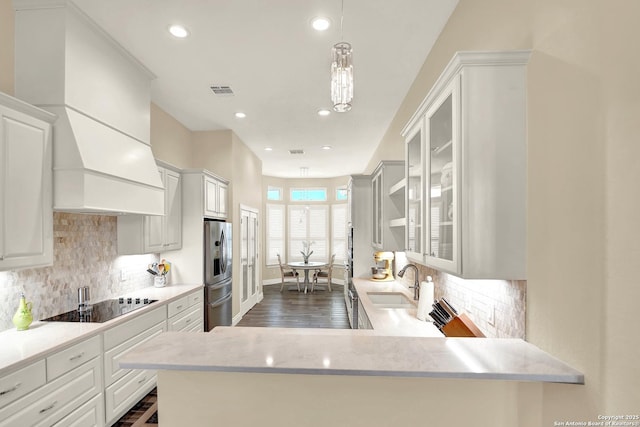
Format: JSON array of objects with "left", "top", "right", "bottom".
[
  {"left": 369, "top": 0, "right": 638, "bottom": 420},
  {"left": 149, "top": 103, "right": 193, "bottom": 169},
  {"left": 159, "top": 371, "right": 543, "bottom": 427},
  {"left": 0, "top": 0, "right": 14, "bottom": 95}
]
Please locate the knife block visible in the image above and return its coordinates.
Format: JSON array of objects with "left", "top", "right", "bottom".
[{"left": 441, "top": 313, "right": 485, "bottom": 337}]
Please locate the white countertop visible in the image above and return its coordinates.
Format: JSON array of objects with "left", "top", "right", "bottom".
[
  {"left": 0, "top": 283, "right": 202, "bottom": 376},
  {"left": 351, "top": 277, "right": 442, "bottom": 337},
  {"left": 118, "top": 278, "right": 583, "bottom": 384},
  {"left": 120, "top": 327, "right": 584, "bottom": 383}
]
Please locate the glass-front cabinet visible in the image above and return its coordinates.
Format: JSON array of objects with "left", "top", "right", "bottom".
[
  {"left": 401, "top": 50, "right": 529, "bottom": 280},
  {"left": 404, "top": 122, "right": 423, "bottom": 260},
  {"left": 425, "top": 76, "right": 460, "bottom": 272}
]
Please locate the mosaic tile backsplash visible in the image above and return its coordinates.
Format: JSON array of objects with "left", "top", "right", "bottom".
[
  {"left": 0, "top": 213, "right": 158, "bottom": 332},
  {"left": 395, "top": 253, "right": 526, "bottom": 339}
]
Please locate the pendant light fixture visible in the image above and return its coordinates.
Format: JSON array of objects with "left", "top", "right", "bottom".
[{"left": 331, "top": 0, "right": 353, "bottom": 112}]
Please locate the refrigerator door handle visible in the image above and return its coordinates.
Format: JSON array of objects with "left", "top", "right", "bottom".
[
  {"left": 209, "top": 293, "right": 232, "bottom": 308},
  {"left": 220, "top": 229, "right": 227, "bottom": 274}
]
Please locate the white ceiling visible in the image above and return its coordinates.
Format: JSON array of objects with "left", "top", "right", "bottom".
[{"left": 73, "top": 0, "right": 458, "bottom": 178}]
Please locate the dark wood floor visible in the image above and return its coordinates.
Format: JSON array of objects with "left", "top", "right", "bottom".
[{"left": 237, "top": 283, "right": 350, "bottom": 329}]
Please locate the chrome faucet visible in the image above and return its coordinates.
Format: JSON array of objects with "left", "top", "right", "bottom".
[{"left": 397, "top": 264, "right": 420, "bottom": 300}]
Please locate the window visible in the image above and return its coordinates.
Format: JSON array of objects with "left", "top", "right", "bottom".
[
  {"left": 290, "top": 188, "right": 327, "bottom": 202},
  {"left": 267, "top": 186, "right": 282, "bottom": 201},
  {"left": 266, "top": 204, "right": 285, "bottom": 265},
  {"left": 331, "top": 204, "right": 347, "bottom": 264},
  {"left": 288, "top": 205, "right": 328, "bottom": 262},
  {"left": 336, "top": 186, "right": 348, "bottom": 201}
]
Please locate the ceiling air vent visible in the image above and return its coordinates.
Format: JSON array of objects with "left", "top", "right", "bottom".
[
  {"left": 289, "top": 149, "right": 305, "bottom": 155},
  {"left": 210, "top": 85, "right": 234, "bottom": 96}
]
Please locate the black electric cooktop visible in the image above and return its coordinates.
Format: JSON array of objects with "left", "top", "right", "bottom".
[{"left": 42, "top": 297, "right": 158, "bottom": 323}]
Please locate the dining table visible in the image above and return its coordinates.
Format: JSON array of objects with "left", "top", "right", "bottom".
[{"left": 287, "top": 261, "right": 327, "bottom": 293}]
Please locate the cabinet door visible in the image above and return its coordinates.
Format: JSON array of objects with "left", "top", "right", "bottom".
[
  {"left": 217, "top": 182, "right": 228, "bottom": 219},
  {"left": 405, "top": 122, "right": 424, "bottom": 260},
  {"left": 425, "top": 76, "right": 460, "bottom": 273},
  {"left": 144, "top": 167, "right": 165, "bottom": 252},
  {"left": 203, "top": 176, "right": 218, "bottom": 217},
  {"left": 371, "top": 172, "right": 382, "bottom": 248},
  {"left": 0, "top": 105, "right": 52, "bottom": 270},
  {"left": 163, "top": 169, "right": 182, "bottom": 250}
]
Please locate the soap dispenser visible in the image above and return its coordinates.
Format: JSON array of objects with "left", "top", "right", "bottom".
[{"left": 12, "top": 293, "right": 33, "bottom": 331}]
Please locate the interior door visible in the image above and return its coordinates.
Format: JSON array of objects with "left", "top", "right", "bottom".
[{"left": 240, "top": 207, "right": 260, "bottom": 316}]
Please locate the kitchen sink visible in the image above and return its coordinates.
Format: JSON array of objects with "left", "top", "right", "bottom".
[{"left": 367, "top": 292, "right": 415, "bottom": 308}]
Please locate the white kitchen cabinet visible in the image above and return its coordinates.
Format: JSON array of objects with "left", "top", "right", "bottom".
[
  {"left": 117, "top": 161, "right": 182, "bottom": 254},
  {"left": 0, "top": 92, "right": 55, "bottom": 271},
  {"left": 404, "top": 121, "right": 424, "bottom": 260},
  {"left": 371, "top": 161, "right": 404, "bottom": 251},
  {"left": 0, "top": 360, "right": 46, "bottom": 409},
  {"left": 53, "top": 394, "right": 103, "bottom": 427},
  {"left": 0, "top": 350, "right": 103, "bottom": 427},
  {"left": 401, "top": 50, "right": 529, "bottom": 279},
  {"left": 103, "top": 306, "right": 165, "bottom": 425},
  {"left": 167, "top": 289, "right": 204, "bottom": 332},
  {"left": 182, "top": 169, "right": 229, "bottom": 220},
  {"left": 203, "top": 174, "right": 228, "bottom": 219},
  {"left": 46, "top": 335, "right": 101, "bottom": 382}
]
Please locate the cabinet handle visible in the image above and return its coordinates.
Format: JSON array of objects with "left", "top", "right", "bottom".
[
  {"left": 0, "top": 383, "right": 21, "bottom": 396},
  {"left": 176, "top": 305, "right": 183, "bottom": 310},
  {"left": 69, "top": 352, "right": 85, "bottom": 362},
  {"left": 39, "top": 401, "right": 58, "bottom": 414},
  {"left": 137, "top": 377, "right": 147, "bottom": 385},
  {"left": 185, "top": 319, "right": 191, "bottom": 324}
]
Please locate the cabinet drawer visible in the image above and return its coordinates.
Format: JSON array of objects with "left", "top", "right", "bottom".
[
  {"left": 0, "top": 359, "right": 46, "bottom": 409},
  {"left": 168, "top": 305, "right": 203, "bottom": 332},
  {"left": 52, "top": 394, "right": 104, "bottom": 427},
  {"left": 188, "top": 289, "right": 204, "bottom": 307},
  {"left": 0, "top": 356, "right": 102, "bottom": 427},
  {"left": 105, "top": 369, "right": 156, "bottom": 425},
  {"left": 167, "top": 295, "right": 189, "bottom": 318},
  {"left": 103, "top": 306, "right": 165, "bottom": 350},
  {"left": 47, "top": 335, "right": 101, "bottom": 381},
  {"left": 104, "top": 321, "right": 165, "bottom": 386}
]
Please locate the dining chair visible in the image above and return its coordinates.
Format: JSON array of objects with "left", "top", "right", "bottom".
[
  {"left": 277, "top": 254, "right": 300, "bottom": 292},
  {"left": 312, "top": 254, "right": 335, "bottom": 292}
]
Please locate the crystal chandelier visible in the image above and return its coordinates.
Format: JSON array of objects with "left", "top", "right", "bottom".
[{"left": 331, "top": 0, "right": 353, "bottom": 112}]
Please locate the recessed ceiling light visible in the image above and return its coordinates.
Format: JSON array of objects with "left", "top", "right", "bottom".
[
  {"left": 235, "top": 112, "right": 246, "bottom": 119},
  {"left": 311, "top": 17, "right": 331, "bottom": 31},
  {"left": 264, "top": 147, "right": 273, "bottom": 151},
  {"left": 317, "top": 109, "right": 331, "bottom": 116},
  {"left": 168, "top": 25, "right": 190, "bottom": 38},
  {"left": 321, "top": 145, "right": 332, "bottom": 150}
]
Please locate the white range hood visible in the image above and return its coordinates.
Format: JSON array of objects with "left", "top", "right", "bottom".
[{"left": 14, "top": 0, "right": 164, "bottom": 215}]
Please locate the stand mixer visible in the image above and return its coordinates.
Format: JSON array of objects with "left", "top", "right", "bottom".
[{"left": 371, "top": 251, "right": 395, "bottom": 281}]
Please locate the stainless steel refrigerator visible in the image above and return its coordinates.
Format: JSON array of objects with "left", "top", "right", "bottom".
[{"left": 204, "top": 219, "right": 232, "bottom": 331}]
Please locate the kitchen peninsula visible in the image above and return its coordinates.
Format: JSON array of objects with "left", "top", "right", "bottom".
[{"left": 121, "top": 288, "right": 583, "bottom": 427}]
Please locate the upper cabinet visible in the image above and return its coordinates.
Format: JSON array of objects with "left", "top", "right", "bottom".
[
  {"left": 404, "top": 122, "right": 424, "bottom": 260},
  {"left": 117, "top": 162, "right": 183, "bottom": 254},
  {"left": 203, "top": 175, "right": 228, "bottom": 219},
  {"left": 401, "top": 50, "right": 530, "bottom": 280},
  {"left": 183, "top": 170, "right": 229, "bottom": 221},
  {"left": 0, "top": 92, "right": 56, "bottom": 271},
  {"left": 371, "top": 161, "right": 405, "bottom": 251}
]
